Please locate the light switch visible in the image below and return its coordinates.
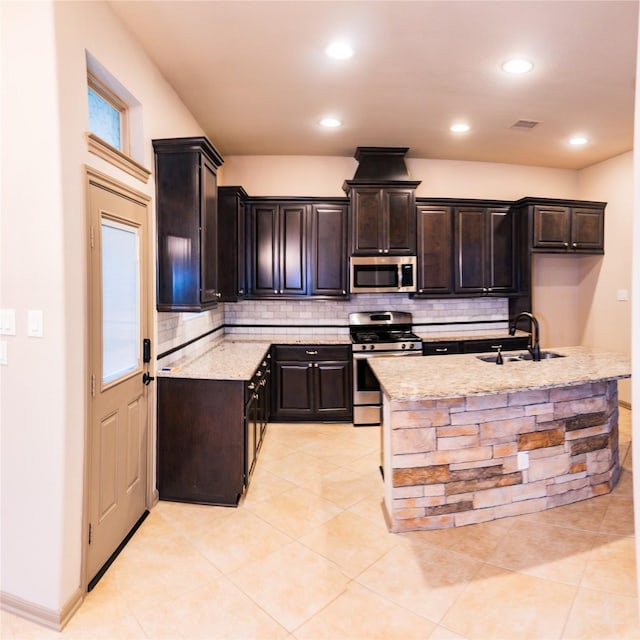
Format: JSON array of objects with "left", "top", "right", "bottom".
[
  {"left": 0, "top": 341, "right": 7, "bottom": 365},
  {"left": 27, "top": 310, "right": 44, "bottom": 337},
  {"left": 0, "top": 309, "right": 16, "bottom": 335}
]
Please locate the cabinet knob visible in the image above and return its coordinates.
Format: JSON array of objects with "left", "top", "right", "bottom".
[
  {"left": 308, "top": 363, "right": 313, "bottom": 368},
  {"left": 572, "top": 242, "right": 577, "bottom": 249},
  {"left": 378, "top": 249, "right": 383, "bottom": 254},
  {"left": 248, "top": 382, "right": 256, "bottom": 390},
  {"left": 216, "top": 292, "right": 221, "bottom": 299},
  {"left": 384, "top": 249, "right": 389, "bottom": 254},
  {"left": 563, "top": 242, "right": 569, "bottom": 248},
  {"left": 342, "top": 290, "right": 346, "bottom": 295}
]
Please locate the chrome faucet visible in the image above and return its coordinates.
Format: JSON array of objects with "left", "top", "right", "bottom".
[{"left": 509, "top": 312, "right": 541, "bottom": 361}]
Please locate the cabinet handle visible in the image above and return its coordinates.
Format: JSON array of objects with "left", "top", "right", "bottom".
[
  {"left": 491, "top": 344, "right": 503, "bottom": 350},
  {"left": 305, "top": 350, "right": 318, "bottom": 355},
  {"left": 435, "top": 348, "right": 448, "bottom": 353}
]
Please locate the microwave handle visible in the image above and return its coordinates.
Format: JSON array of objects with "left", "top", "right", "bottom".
[{"left": 399, "top": 263, "right": 404, "bottom": 288}]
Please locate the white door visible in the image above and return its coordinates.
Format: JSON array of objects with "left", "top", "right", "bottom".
[{"left": 86, "top": 170, "right": 151, "bottom": 585}]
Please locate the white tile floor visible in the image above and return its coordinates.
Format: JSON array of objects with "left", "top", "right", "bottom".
[{"left": 2, "top": 408, "right": 637, "bottom": 639}]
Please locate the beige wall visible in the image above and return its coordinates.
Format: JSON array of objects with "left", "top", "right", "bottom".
[{"left": 1, "top": 0, "right": 207, "bottom": 618}]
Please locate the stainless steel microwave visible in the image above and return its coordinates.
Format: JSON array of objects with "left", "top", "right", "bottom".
[{"left": 350, "top": 256, "right": 417, "bottom": 294}]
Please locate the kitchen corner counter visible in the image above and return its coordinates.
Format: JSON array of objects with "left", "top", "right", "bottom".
[
  {"left": 157, "top": 333, "right": 350, "bottom": 381},
  {"left": 369, "top": 345, "right": 631, "bottom": 401}
]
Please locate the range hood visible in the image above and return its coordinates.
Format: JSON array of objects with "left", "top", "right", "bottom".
[{"left": 343, "top": 146, "right": 421, "bottom": 192}]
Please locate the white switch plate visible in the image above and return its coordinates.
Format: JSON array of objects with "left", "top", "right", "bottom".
[
  {"left": 0, "top": 341, "right": 7, "bottom": 365},
  {"left": 517, "top": 451, "right": 529, "bottom": 470},
  {"left": 617, "top": 289, "right": 629, "bottom": 301},
  {"left": 0, "top": 309, "right": 16, "bottom": 335},
  {"left": 27, "top": 310, "right": 44, "bottom": 337}
]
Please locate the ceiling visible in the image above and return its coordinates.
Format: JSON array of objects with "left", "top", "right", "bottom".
[{"left": 108, "top": 0, "right": 638, "bottom": 169}]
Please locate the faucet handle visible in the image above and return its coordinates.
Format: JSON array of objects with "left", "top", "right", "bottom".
[{"left": 496, "top": 347, "right": 504, "bottom": 365}]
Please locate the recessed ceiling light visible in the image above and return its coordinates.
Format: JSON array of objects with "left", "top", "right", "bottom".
[
  {"left": 320, "top": 117, "right": 342, "bottom": 128},
  {"left": 325, "top": 41, "right": 353, "bottom": 60},
  {"left": 501, "top": 58, "right": 534, "bottom": 74},
  {"left": 569, "top": 136, "right": 589, "bottom": 146},
  {"left": 450, "top": 123, "right": 470, "bottom": 133}
]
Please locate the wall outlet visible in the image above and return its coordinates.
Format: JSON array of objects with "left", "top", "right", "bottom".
[
  {"left": 617, "top": 289, "right": 629, "bottom": 301},
  {"left": 517, "top": 451, "right": 529, "bottom": 470},
  {"left": 27, "top": 310, "right": 44, "bottom": 337}
]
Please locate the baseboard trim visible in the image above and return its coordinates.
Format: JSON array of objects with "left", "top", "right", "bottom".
[{"left": 1, "top": 586, "right": 83, "bottom": 631}]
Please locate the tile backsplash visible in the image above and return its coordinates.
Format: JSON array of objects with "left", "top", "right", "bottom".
[{"left": 157, "top": 295, "right": 509, "bottom": 364}]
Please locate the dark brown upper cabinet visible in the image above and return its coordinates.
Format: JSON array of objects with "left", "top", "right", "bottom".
[
  {"left": 218, "top": 186, "right": 248, "bottom": 302},
  {"left": 416, "top": 204, "right": 454, "bottom": 295},
  {"left": 525, "top": 199, "right": 605, "bottom": 254},
  {"left": 342, "top": 147, "right": 421, "bottom": 256},
  {"left": 309, "top": 203, "right": 349, "bottom": 297},
  {"left": 153, "top": 137, "right": 223, "bottom": 312},
  {"left": 246, "top": 201, "right": 308, "bottom": 298},
  {"left": 347, "top": 185, "right": 418, "bottom": 255},
  {"left": 454, "top": 205, "right": 517, "bottom": 295}
]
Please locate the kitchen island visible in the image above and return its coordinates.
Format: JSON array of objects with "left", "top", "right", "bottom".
[{"left": 368, "top": 346, "right": 631, "bottom": 532}]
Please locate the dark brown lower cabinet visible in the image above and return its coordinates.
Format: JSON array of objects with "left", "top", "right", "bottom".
[
  {"left": 157, "top": 356, "right": 270, "bottom": 506},
  {"left": 271, "top": 345, "right": 352, "bottom": 422}
]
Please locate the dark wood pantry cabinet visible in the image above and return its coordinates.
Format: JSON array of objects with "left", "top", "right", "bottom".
[
  {"left": 271, "top": 345, "right": 352, "bottom": 422},
  {"left": 153, "top": 137, "right": 223, "bottom": 312}
]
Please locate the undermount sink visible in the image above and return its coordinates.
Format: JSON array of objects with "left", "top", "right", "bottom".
[{"left": 476, "top": 351, "right": 566, "bottom": 363}]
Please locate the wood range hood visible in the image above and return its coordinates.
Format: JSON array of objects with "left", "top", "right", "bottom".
[{"left": 342, "top": 146, "right": 422, "bottom": 192}]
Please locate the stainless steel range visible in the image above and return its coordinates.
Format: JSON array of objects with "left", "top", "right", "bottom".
[{"left": 350, "top": 311, "right": 423, "bottom": 426}]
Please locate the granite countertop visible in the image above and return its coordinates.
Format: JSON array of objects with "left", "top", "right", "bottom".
[
  {"left": 158, "top": 341, "right": 272, "bottom": 381},
  {"left": 157, "top": 334, "right": 351, "bottom": 381},
  {"left": 369, "top": 345, "right": 631, "bottom": 401}
]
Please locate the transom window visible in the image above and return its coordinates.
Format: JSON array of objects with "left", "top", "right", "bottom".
[{"left": 87, "top": 73, "right": 128, "bottom": 153}]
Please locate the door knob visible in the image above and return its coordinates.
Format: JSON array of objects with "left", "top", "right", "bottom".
[{"left": 142, "top": 372, "right": 155, "bottom": 386}]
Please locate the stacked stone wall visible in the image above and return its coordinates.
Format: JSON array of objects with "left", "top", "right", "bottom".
[{"left": 388, "top": 381, "right": 620, "bottom": 532}]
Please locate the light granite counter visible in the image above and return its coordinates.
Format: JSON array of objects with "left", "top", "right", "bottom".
[
  {"left": 157, "top": 334, "right": 350, "bottom": 381},
  {"left": 369, "top": 345, "right": 631, "bottom": 401},
  {"left": 369, "top": 346, "right": 631, "bottom": 533}
]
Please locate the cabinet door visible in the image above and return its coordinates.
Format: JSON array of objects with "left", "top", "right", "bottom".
[
  {"left": 272, "top": 361, "right": 314, "bottom": 419},
  {"left": 352, "top": 188, "right": 384, "bottom": 254},
  {"left": 218, "top": 187, "right": 246, "bottom": 302},
  {"left": 249, "top": 204, "right": 279, "bottom": 295},
  {"left": 532, "top": 205, "right": 570, "bottom": 249},
  {"left": 309, "top": 204, "right": 348, "bottom": 297},
  {"left": 200, "top": 156, "right": 218, "bottom": 304},
  {"left": 571, "top": 207, "right": 604, "bottom": 252},
  {"left": 315, "top": 361, "right": 352, "bottom": 419},
  {"left": 416, "top": 205, "right": 453, "bottom": 294},
  {"left": 454, "top": 207, "right": 486, "bottom": 293},
  {"left": 155, "top": 151, "right": 201, "bottom": 310},
  {"left": 385, "top": 188, "right": 416, "bottom": 254},
  {"left": 279, "top": 204, "right": 307, "bottom": 295},
  {"left": 486, "top": 207, "right": 516, "bottom": 293}
]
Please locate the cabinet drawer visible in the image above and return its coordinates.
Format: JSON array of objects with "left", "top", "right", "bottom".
[
  {"left": 273, "top": 345, "right": 350, "bottom": 362},
  {"left": 422, "top": 342, "right": 461, "bottom": 356},
  {"left": 462, "top": 337, "right": 529, "bottom": 353}
]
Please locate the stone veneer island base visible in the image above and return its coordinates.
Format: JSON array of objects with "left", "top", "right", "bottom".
[{"left": 369, "top": 346, "right": 631, "bottom": 533}]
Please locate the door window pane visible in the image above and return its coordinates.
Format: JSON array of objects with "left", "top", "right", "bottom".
[{"left": 102, "top": 219, "right": 140, "bottom": 384}]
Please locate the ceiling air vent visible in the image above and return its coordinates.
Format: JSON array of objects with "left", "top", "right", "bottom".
[{"left": 510, "top": 119, "right": 540, "bottom": 130}]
